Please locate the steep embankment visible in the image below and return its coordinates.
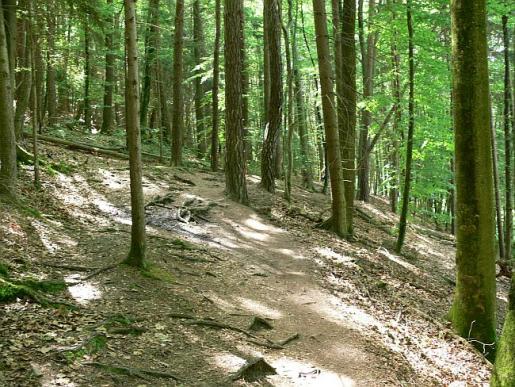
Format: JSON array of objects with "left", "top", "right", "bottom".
[{"left": 1, "top": 141, "right": 508, "bottom": 386}]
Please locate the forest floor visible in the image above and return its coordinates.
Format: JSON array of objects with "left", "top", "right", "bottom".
[{"left": 0, "top": 134, "right": 511, "bottom": 386}]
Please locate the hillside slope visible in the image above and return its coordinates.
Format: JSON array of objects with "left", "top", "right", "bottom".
[{"left": 0, "top": 142, "right": 509, "bottom": 386}]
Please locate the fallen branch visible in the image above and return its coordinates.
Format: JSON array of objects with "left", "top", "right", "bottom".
[
  {"left": 173, "top": 174, "right": 196, "bottom": 186},
  {"left": 168, "top": 314, "right": 284, "bottom": 349},
  {"left": 82, "top": 262, "right": 121, "bottom": 281},
  {"left": 39, "top": 262, "right": 99, "bottom": 272},
  {"left": 85, "top": 362, "right": 180, "bottom": 381}
]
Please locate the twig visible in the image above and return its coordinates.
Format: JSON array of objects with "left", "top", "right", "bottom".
[
  {"left": 39, "top": 262, "right": 99, "bottom": 271},
  {"left": 277, "top": 333, "right": 300, "bottom": 346},
  {"left": 82, "top": 262, "right": 121, "bottom": 281},
  {"left": 84, "top": 362, "right": 180, "bottom": 380}
]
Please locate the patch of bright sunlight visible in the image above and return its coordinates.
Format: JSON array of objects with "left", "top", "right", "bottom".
[
  {"left": 315, "top": 247, "right": 354, "bottom": 266},
  {"left": 273, "top": 248, "right": 306, "bottom": 260},
  {"left": 270, "top": 357, "right": 355, "bottom": 387},
  {"left": 360, "top": 202, "right": 393, "bottom": 223},
  {"left": 305, "top": 291, "right": 381, "bottom": 329},
  {"left": 31, "top": 220, "right": 59, "bottom": 254},
  {"left": 235, "top": 297, "right": 283, "bottom": 319},
  {"left": 245, "top": 215, "right": 284, "bottom": 234},
  {"left": 223, "top": 218, "right": 270, "bottom": 242},
  {"left": 247, "top": 174, "right": 261, "bottom": 184},
  {"left": 377, "top": 247, "right": 424, "bottom": 276},
  {"left": 65, "top": 275, "right": 101, "bottom": 305},
  {"left": 210, "top": 352, "right": 247, "bottom": 372},
  {"left": 97, "top": 168, "right": 128, "bottom": 190}
]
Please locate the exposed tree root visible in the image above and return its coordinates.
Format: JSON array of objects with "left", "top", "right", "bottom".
[
  {"left": 169, "top": 313, "right": 297, "bottom": 350},
  {"left": 82, "top": 262, "right": 121, "bottom": 281},
  {"left": 85, "top": 362, "right": 180, "bottom": 381}
]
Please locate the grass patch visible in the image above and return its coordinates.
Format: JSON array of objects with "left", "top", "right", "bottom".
[{"left": 142, "top": 263, "right": 175, "bottom": 283}]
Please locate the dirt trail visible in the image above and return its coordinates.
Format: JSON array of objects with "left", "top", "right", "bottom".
[
  {"left": 172, "top": 173, "right": 407, "bottom": 386},
  {"left": 1, "top": 146, "right": 500, "bottom": 386}
]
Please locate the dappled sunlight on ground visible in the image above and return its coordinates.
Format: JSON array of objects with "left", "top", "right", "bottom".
[
  {"left": 209, "top": 351, "right": 247, "bottom": 372},
  {"left": 377, "top": 247, "right": 425, "bottom": 276},
  {"left": 314, "top": 247, "right": 355, "bottom": 267},
  {"left": 269, "top": 357, "right": 356, "bottom": 386},
  {"left": 66, "top": 281, "right": 102, "bottom": 305},
  {"left": 235, "top": 296, "right": 283, "bottom": 319},
  {"left": 31, "top": 220, "right": 78, "bottom": 255}
]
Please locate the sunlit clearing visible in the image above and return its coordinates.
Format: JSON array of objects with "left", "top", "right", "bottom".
[
  {"left": 315, "top": 247, "right": 354, "bottom": 266},
  {"left": 303, "top": 291, "right": 381, "bottom": 329},
  {"left": 377, "top": 247, "right": 424, "bottom": 276},
  {"left": 210, "top": 352, "right": 247, "bottom": 372},
  {"left": 66, "top": 281, "right": 101, "bottom": 305},
  {"left": 235, "top": 297, "right": 283, "bottom": 319},
  {"left": 31, "top": 220, "right": 77, "bottom": 254},
  {"left": 270, "top": 357, "right": 355, "bottom": 386},
  {"left": 273, "top": 248, "right": 306, "bottom": 260},
  {"left": 245, "top": 215, "right": 284, "bottom": 234}
]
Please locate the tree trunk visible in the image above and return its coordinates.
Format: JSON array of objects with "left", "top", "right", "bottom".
[
  {"left": 224, "top": 0, "right": 249, "bottom": 204},
  {"left": 140, "top": 0, "right": 160, "bottom": 129},
  {"left": 450, "top": 0, "right": 496, "bottom": 357},
  {"left": 29, "top": 7, "right": 40, "bottom": 189},
  {"left": 2, "top": 0, "right": 15, "bottom": 90},
  {"left": 340, "top": 0, "right": 357, "bottom": 235},
  {"left": 356, "top": 0, "right": 377, "bottom": 202},
  {"left": 45, "top": 8, "right": 57, "bottom": 126},
  {"left": 123, "top": 0, "right": 146, "bottom": 267},
  {"left": 261, "top": 0, "right": 282, "bottom": 192},
  {"left": 312, "top": 0, "right": 347, "bottom": 237},
  {"left": 491, "top": 272, "right": 515, "bottom": 385},
  {"left": 101, "top": 0, "right": 116, "bottom": 133},
  {"left": 171, "top": 0, "right": 184, "bottom": 166},
  {"left": 490, "top": 96, "right": 505, "bottom": 261},
  {"left": 0, "top": 0, "right": 17, "bottom": 197},
  {"left": 395, "top": 0, "right": 415, "bottom": 253},
  {"left": 283, "top": 1, "right": 293, "bottom": 202},
  {"left": 502, "top": 15, "right": 513, "bottom": 263},
  {"left": 83, "top": 22, "right": 91, "bottom": 128},
  {"left": 14, "top": 7, "right": 32, "bottom": 140},
  {"left": 193, "top": 0, "right": 207, "bottom": 157},
  {"left": 211, "top": 0, "right": 221, "bottom": 171}
]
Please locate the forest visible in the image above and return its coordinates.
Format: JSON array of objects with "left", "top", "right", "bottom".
[{"left": 0, "top": 0, "right": 514, "bottom": 385}]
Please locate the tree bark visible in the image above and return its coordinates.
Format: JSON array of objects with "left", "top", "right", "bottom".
[
  {"left": 395, "top": 0, "right": 415, "bottom": 253},
  {"left": 502, "top": 15, "right": 513, "bottom": 264},
  {"left": 450, "top": 0, "right": 496, "bottom": 357},
  {"left": 211, "top": 0, "right": 221, "bottom": 171},
  {"left": 83, "top": 22, "right": 91, "bottom": 128},
  {"left": 45, "top": 7, "right": 57, "bottom": 126},
  {"left": 260, "top": 0, "right": 282, "bottom": 192},
  {"left": 171, "top": 0, "right": 184, "bottom": 166},
  {"left": 0, "top": 0, "right": 17, "bottom": 198},
  {"left": 312, "top": 0, "right": 347, "bottom": 237},
  {"left": 193, "top": 0, "right": 207, "bottom": 157},
  {"left": 224, "top": 0, "right": 249, "bottom": 204},
  {"left": 140, "top": 0, "right": 160, "bottom": 129},
  {"left": 123, "top": 0, "right": 147, "bottom": 267},
  {"left": 102, "top": 0, "right": 116, "bottom": 133},
  {"left": 340, "top": 0, "right": 357, "bottom": 235},
  {"left": 2, "top": 0, "right": 15, "bottom": 90},
  {"left": 14, "top": 6, "right": 32, "bottom": 140}
]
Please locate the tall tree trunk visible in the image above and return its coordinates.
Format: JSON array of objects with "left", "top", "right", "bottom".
[
  {"left": 171, "top": 0, "right": 184, "bottom": 166},
  {"left": 140, "top": 0, "right": 160, "bottom": 129},
  {"left": 261, "top": 0, "right": 282, "bottom": 192},
  {"left": 29, "top": 7, "right": 40, "bottom": 189},
  {"left": 193, "top": 0, "right": 207, "bottom": 157},
  {"left": 14, "top": 7, "right": 32, "bottom": 140},
  {"left": 356, "top": 0, "right": 377, "bottom": 202},
  {"left": 312, "top": 0, "right": 347, "bottom": 237},
  {"left": 490, "top": 96, "right": 505, "bottom": 261},
  {"left": 295, "top": 2, "right": 314, "bottom": 190},
  {"left": 83, "top": 22, "right": 91, "bottom": 128},
  {"left": 2, "top": 0, "right": 15, "bottom": 90},
  {"left": 450, "top": 0, "right": 496, "bottom": 357},
  {"left": 45, "top": 7, "right": 57, "bottom": 126},
  {"left": 502, "top": 15, "right": 513, "bottom": 263},
  {"left": 0, "top": 0, "right": 16, "bottom": 197},
  {"left": 102, "top": 0, "right": 116, "bottom": 133},
  {"left": 340, "top": 0, "right": 357, "bottom": 235},
  {"left": 123, "top": 0, "right": 146, "bottom": 267},
  {"left": 224, "top": 0, "right": 249, "bottom": 204},
  {"left": 211, "top": 0, "right": 221, "bottom": 171},
  {"left": 283, "top": 0, "right": 293, "bottom": 202},
  {"left": 395, "top": 0, "right": 415, "bottom": 253}
]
